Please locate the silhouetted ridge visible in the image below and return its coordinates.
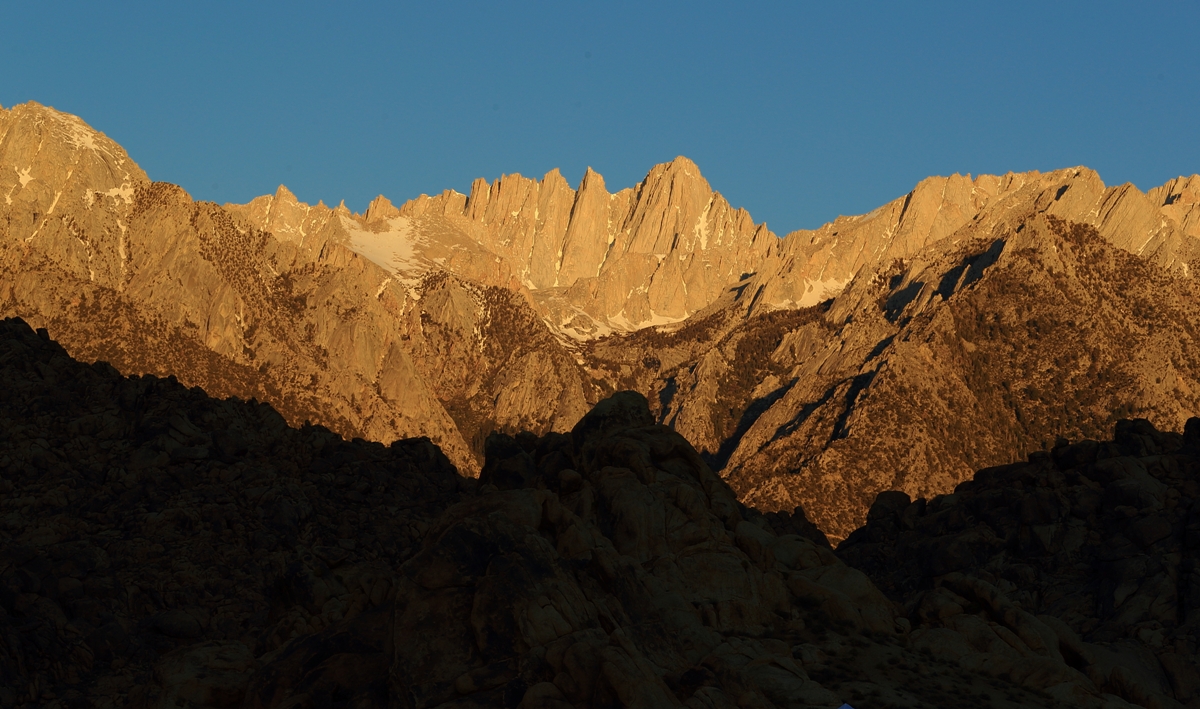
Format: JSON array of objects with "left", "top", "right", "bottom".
[
  {"left": 0, "top": 317, "right": 465, "bottom": 707},
  {"left": 4, "top": 319, "right": 1198, "bottom": 707},
  {"left": 839, "top": 418, "right": 1200, "bottom": 706}
]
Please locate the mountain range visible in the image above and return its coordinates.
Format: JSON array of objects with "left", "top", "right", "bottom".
[{"left": 3, "top": 100, "right": 1200, "bottom": 541}]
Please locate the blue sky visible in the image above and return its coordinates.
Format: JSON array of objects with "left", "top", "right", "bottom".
[{"left": 3, "top": 2, "right": 1198, "bottom": 233}]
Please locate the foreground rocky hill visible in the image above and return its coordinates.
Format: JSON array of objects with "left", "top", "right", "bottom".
[
  {"left": 0, "top": 317, "right": 468, "bottom": 707},
  {"left": 838, "top": 419, "right": 1200, "bottom": 707},
  {"left": 3, "top": 317, "right": 1198, "bottom": 708}
]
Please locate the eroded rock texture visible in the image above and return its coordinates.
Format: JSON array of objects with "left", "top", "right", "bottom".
[{"left": 0, "top": 102, "right": 600, "bottom": 474}]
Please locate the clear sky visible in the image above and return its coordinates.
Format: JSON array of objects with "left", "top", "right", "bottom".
[{"left": 3, "top": 2, "right": 1198, "bottom": 234}]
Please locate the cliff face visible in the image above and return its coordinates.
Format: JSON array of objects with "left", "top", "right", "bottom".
[
  {"left": 388, "top": 157, "right": 777, "bottom": 338},
  {"left": 727, "top": 212, "right": 1200, "bottom": 540},
  {"left": 745, "top": 167, "right": 1200, "bottom": 314},
  {"left": 0, "top": 101, "right": 148, "bottom": 293}
]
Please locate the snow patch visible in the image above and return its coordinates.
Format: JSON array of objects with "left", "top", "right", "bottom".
[
  {"left": 797, "top": 277, "right": 848, "bottom": 306},
  {"left": 65, "top": 120, "right": 98, "bottom": 151},
  {"left": 642, "top": 310, "right": 689, "bottom": 327},
  {"left": 373, "top": 277, "right": 393, "bottom": 298},
  {"left": 607, "top": 309, "right": 688, "bottom": 332},
  {"left": 694, "top": 198, "right": 713, "bottom": 250},
  {"left": 104, "top": 184, "right": 135, "bottom": 205},
  {"left": 17, "top": 167, "right": 32, "bottom": 188},
  {"left": 607, "top": 310, "right": 636, "bottom": 331},
  {"left": 344, "top": 216, "right": 424, "bottom": 285}
]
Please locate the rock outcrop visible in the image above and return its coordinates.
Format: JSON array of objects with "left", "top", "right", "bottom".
[
  {"left": 747, "top": 167, "right": 1200, "bottom": 313},
  {"left": 721, "top": 213, "right": 1200, "bottom": 540},
  {"left": 398, "top": 160, "right": 1200, "bottom": 338},
  {"left": 392, "top": 157, "right": 778, "bottom": 338},
  {"left": 0, "top": 101, "right": 147, "bottom": 258}
]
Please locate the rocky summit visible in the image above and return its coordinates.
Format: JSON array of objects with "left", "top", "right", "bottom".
[{"left": 3, "top": 317, "right": 1200, "bottom": 708}]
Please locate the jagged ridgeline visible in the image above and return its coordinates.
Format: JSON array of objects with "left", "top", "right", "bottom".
[
  {"left": 2, "top": 318, "right": 1199, "bottom": 708},
  {"left": 4, "top": 100, "right": 1200, "bottom": 542}
]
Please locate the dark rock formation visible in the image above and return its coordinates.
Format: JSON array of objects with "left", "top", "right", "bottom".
[
  {"left": 7, "top": 317, "right": 1195, "bottom": 708},
  {"left": 840, "top": 419, "right": 1200, "bottom": 708},
  {"left": 0, "top": 317, "right": 466, "bottom": 708}
]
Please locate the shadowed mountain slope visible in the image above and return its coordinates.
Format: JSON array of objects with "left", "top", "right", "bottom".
[{"left": 839, "top": 418, "right": 1200, "bottom": 707}]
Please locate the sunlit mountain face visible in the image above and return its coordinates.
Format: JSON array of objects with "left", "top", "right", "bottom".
[{"left": 6, "top": 102, "right": 1199, "bottom": 537}]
